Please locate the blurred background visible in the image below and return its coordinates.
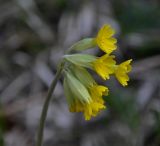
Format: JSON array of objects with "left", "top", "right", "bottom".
[{"left": 0, "top": 0, "right": 160, "bottom": 146}]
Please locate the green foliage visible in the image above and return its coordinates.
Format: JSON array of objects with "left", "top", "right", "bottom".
[
  {"left": 112, "top": 0, "right": 160, "bottom": 34},
  {"left": 106, "top": 93, "right": 140, "bottom": 129}
]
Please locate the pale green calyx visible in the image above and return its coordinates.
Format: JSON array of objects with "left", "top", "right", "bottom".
[
  {"left": 69, "top": 38, "right": 96, "bottom": 52},
  {"left": 70, "top": 65, "right": 96, "bottom": 88},
  {"left": 64, "top": 71, "right": 91, "bottom": 103},
  {"left": 63, "top": 77, "right": 74, "bottom": 106},
  {"left": 63, "top": 54, "right": 97, "bottom": 69}
]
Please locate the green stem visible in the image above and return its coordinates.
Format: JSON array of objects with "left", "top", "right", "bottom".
[{"left": 36, "top": 61, "right": 64, "bottom": 146}]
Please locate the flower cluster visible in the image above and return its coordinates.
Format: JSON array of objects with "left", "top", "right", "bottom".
[{"left": 63, "top": 24, "right": 132, "bottom": 120}]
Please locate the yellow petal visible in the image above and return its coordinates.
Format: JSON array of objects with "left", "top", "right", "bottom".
[
  {"left": 96, "top": 24, "right": 117, "bottom": 54},
  {"left": 93, "top": 54, "right": 116, "bottom": 80},
  {"left": 115, "top": 59, "right": 132, "bottom": 86},
  {"left": 90, "top": 85, "right": 109, "bottom": 97},
  {"left": 68, "top": 84, "right": 108, "bottom": 120},
  {"left": 97, "top": 25, "right": 115, "bottom": 39}
]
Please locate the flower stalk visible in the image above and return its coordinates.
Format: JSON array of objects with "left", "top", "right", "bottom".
[{"left": 36, "top": 61, "right": 65, "bottom": 146}]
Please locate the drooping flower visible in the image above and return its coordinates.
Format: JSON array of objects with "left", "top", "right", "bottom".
[
  {"left": 93, "top": 54, "right": 116, "bottom": 80},
  {"left": 63, "top": 67, "right": 108, "bottom": 120},
  {"left": 69, "top": 84, "right": 108, "bottom": 120},
  {"left": 95, "top": 24, "right": 117, "bottom": 54},
  {"left": 62, "top": 24, "right": 132, "bottom": 120},
  {"left": 65, "top": 25, "right": 117, "bottom": 54},
  {"left": 64, "top": 54, "right": 116, "bottom": 80},
  {"left": 114, "top": 59, "right": 132, "bottom": 86}
]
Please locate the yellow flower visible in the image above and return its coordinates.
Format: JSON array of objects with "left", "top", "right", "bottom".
[
  {"left": 64, "top": 68, "right": 108, "bottom": 120},
  {"left": 69, "top": 84, "right": 108, "bottom": 120},
  {"left": 114, "top": 59, "right": 132, "bottom": 86},
  {"left": 93, "top": 54, "right": 116, "bottom": 80},
  {"left": 62, "top": 24, "right": 132, "bottom": 121},
  {"left": 96, "top": 24, "right": 117, "bottom": 54}
]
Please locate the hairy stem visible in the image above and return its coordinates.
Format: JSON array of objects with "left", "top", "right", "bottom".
[{"left": 36, "top": 61, "right": 64, "bottom": 146}]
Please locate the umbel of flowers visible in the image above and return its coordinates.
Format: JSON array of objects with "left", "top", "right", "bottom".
[{"left": 63, "top": 24, "right": 132, "bottom": 120}]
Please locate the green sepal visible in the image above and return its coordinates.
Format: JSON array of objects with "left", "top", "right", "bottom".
[
  {"left": 69, "top": 38, "right": 96, "bottom": 51},
  {"left": 63, "top": 54, "right": 97, "bottom": 69},
  {"left": 63, "top": 77, "right": 74, "bottom": 107},
  {"left": 70, "top": 65, "right": 96, "bottom": 88},
  {"left": 65, "top": 71, "right": 91, "bottom": 103}
]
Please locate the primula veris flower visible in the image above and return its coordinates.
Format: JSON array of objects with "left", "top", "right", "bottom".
[
  {"left": 83, "top": 85, "right": 108, "bottom": 120},
  {"left": 66, "top": 83, "right": 108, "bottom": 120},
  {"left": 62, "top": 23, "right": 132, "bottom": 120},
  {"left": 65, "top": 24, "right": 117, "bottom": 54},
  {"left": 64, "top": 67, "right": 108, "bottom": 120},
  {"left": 93, "top": 54, "right": 116, "bottom": 80},
  {"left": 64, "top": 53, "right": 116, "bottom": 80},
  {"left": 96, "top": 24, "right": 117, "bottom": 54},
  {"left": 115, "top": 59, "right": 132, "bottom": 86}
]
